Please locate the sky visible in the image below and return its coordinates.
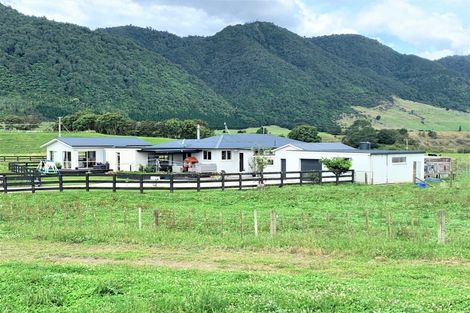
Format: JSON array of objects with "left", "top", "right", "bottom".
[{"left": 3, "top": 0, "right": 470, "bottom": 60}]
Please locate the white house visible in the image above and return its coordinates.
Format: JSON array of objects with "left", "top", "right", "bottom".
[
  {"left": 41, "top": 134, "right": 425, "bottom": 184},
  {"left": 41, "top": 137, "right": 152, "bottom": 171}
]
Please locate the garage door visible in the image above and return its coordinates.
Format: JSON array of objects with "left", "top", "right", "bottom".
[{"left": 300, "top": 159, "right": 322, "bottom": 171}]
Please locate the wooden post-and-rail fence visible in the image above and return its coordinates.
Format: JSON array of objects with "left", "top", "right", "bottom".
[
  {"left": 0, "top": 170, "right": 355, "bottom": 193},
  {"left": 0, "top": 155, "right": 45, "bottom": 162}
]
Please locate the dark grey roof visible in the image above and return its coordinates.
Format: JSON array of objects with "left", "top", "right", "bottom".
[
  {"left": 46, "top": 137, "right": 152, "bottom": 148},
  {"left": 143, "top": 134, "right": 355, "bottom": 151},
  {"left": 314, "top": 149, "right": 425, "bottom": 155}
]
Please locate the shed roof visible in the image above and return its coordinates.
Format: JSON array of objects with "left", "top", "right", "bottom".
[{"left": 41, "top": 137, "right": 152, "bottom": 148}]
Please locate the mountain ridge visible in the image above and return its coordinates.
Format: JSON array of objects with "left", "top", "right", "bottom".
[{"left": 1, "top": 3, "right": 470, "bottom": 131}]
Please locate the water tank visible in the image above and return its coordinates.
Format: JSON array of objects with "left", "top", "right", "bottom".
[{"left": 358, "top": 142, "right": 371, "bottom": 150}]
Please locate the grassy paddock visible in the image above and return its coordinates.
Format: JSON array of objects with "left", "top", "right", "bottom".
[
  {"left": 1, "top": 175, "right": 469, "bottom": 258},
  {"left": 1, "top": 174, "right": 470, "bottom": 312},
  {"left": 0, "top": 131, "right": 169, "bottom": 155}
]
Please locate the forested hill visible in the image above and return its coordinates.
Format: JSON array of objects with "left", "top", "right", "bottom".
[
  {"left": 438, "top": 56, "right": 470, "bottom": 79},
  {"left": 104, "top": 24, "right": 470, "bottom": 121},
  {"left": 0, "top": 4, "right": 235, "bottom": 126},
  {"left": 103, "top": 23, "right": 406, "bottom": 132},
  {"left": 311, "top": 35, "right": 470, "bottom": 112},
  {"left": 2, "top": 3, "right": 470, "bottom": 132}
]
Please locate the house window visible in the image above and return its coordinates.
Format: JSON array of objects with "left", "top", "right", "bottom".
[
  {"left": 392, "top": 156, "right": 406, "bottom": 164},
  {"left": 63, "top": 151, "right": 72, "bottom": 169},
  {"left": 267, "top": 158, "right": 274, "bottom": 165},
  {"left": 203, "top": 151, "right": 212, "bottom": 160},
  {"left": 221, "top": 151, "right": 232, "bottom": 160},
  {"left": 78, "top": 151, "right": 97, "bottom": 168},
  {"left": 116, "top": 152, "right": 121, "bottom": 171},
  {"left": 49, "top": 151, "right": 57, "bottom": 161}
]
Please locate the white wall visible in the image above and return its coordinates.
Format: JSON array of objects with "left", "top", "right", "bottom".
[
  {"left": 46, "top": 141, "right": 145, "bottom": 171},
  {"left": 104, "top": 148, "right": 148, "bottom": 172},
  {"left": 371, "top": 153, "right": 424, "bottom": 184},
  {"left": 45, "top": 141, "right": 75, "bottom": 168},
  {"left": 191, "top": 149, "right": 255, "bottom": 173},
  {"left": 270, "top": 148, "right": 371, "bottom": 182},
  {"left": 266, "top": 147, "right": 424, "bottom": 184}
]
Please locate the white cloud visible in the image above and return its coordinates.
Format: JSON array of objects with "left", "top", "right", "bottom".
[{"left": 355, "top": 0, "right": 470, "bottom": 57}]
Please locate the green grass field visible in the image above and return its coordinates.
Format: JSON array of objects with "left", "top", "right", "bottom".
[
  {"left": 341, "top": 97, "right": 470, "bottom": 131},
  {"left": 0, "top": 131, "right": 170, "bottom": 155},
  {"left": 1, "top": 169, "right": 470, "bottom": 312}
]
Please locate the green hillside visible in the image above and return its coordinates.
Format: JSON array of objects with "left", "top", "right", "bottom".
[
  {"left": 438, "top": 55, "right": 470, "bottom": 78},
  {"left": 0, "top": 4, "right": 234, "bottom": 126},
  {"left": 104, "top": 24, "right": 470, "bottom": 132},
  {"left": 311, "top": 35, "right": 470, "bottom": 112},
  {"left": 2, "top": 4, "right": 470, "bottom": 132},
  {"left": 340, "top": 97, "right": 470, "bottom": 131},
  {"left": 102, "top": 24, "right": 406, "bottom": 132}
]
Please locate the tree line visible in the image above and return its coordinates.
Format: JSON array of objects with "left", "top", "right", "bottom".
[{"left": 60, "top": 111, "right": 214, "bottom": 139}]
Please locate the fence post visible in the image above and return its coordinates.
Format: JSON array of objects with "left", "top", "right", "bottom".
[
  {"left": 238, "top": 173, "right": 242, "bottom": 190},
  {"left": 31, "top": 175, "right": 35, "bottom": 193},
  {"left": 412, "top": 161, "right": 417, "bottom": 184},
  {"left": 301, "top": 211, "right": 306, "bottom": 233},
  {"left": 153, "top": 209, "right": 159, "bottom": 227},
  {"left": 197, "top": 173, "right": 201, "bottom": 192},
  {"left": 335, "top": 174, "right": 339, "bottom": 185},
  {"left": 85, "top": 173, "right": 90, "bottom": 192},
  {"left": 270, "top": 210, "right": 277, "bottom": 238},
  {"left": 240, "top": 212, "right": 244, "bottom": 239},
  {"left": 351, "top": 170, "right": 355, "bottom": 183},
  {"left": 170, "top": 175, "right": 174, "bottom": 193},
  {"left": 253, "top": 210, "right": 258, "bottom": 237},
  {"left": 140, "top": 174, "right": 144, "bottom": 194},
  {"left": 220, "top": 213, "right": 224, "bottom": 237},
  {"left": 319, "top": 171, "right": 323, "bottom": 184},
  {"left": 387, "top": 211, "right": 392, "bottom": 239},
  {"left": 58, "top": 174, "right": 63, "bottom": 192},
  {"left": 437, "top": 210, "right": 446, "bottom": 244},
  {"left": 2, "top": 175, "right": 6, "bottom": 193},
  {"left": 138, "top": 207, "right": 142, "bottom": 230},
  {"left": 112, "top": 174, "right": 117, "bottom": 192},
  {"left": 221, "top": 172, "right": 225, "bottom": 191},
  {"left": 259, "top": 172, "right": 264, "bottom": 186},
  {"left": 299, "top": 171, "right": 303, "bottom": 185},
  {"left": 280, "top": 172, "right": 284, "bottom": 187},
  {"left": 364, "top": 209, "right": 369, "bottom": 234}
]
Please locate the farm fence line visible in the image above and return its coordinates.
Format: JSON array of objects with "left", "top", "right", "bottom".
[
  {"left": 0, "top": 155, "right": 45, "bottom": 162},
  {"left": 0, "top": 170, "right": 355, "bottom": 193},
  {"left": 0, "top": 201, "right": 456, "bottom": 245}
]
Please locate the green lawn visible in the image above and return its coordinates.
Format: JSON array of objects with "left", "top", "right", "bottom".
[
  {"left": 0, "top": 131, "right": 170, "bottom": 155},
  {"left": 1, "top": 172, "right": 470, "bottom": 312},
  {"left": 341, "top": 97, "right": 470, "bottom": 131}
]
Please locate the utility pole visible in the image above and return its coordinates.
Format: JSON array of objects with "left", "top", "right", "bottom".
[
  {"left": 405, "top": 138, "right": 409, "bottom": 150},
  {"left": 224, "top": 122, "right": 229, "bottom": 134},
  {"left": 58, "top": 117, "right": 62, "bottom": 137}
]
